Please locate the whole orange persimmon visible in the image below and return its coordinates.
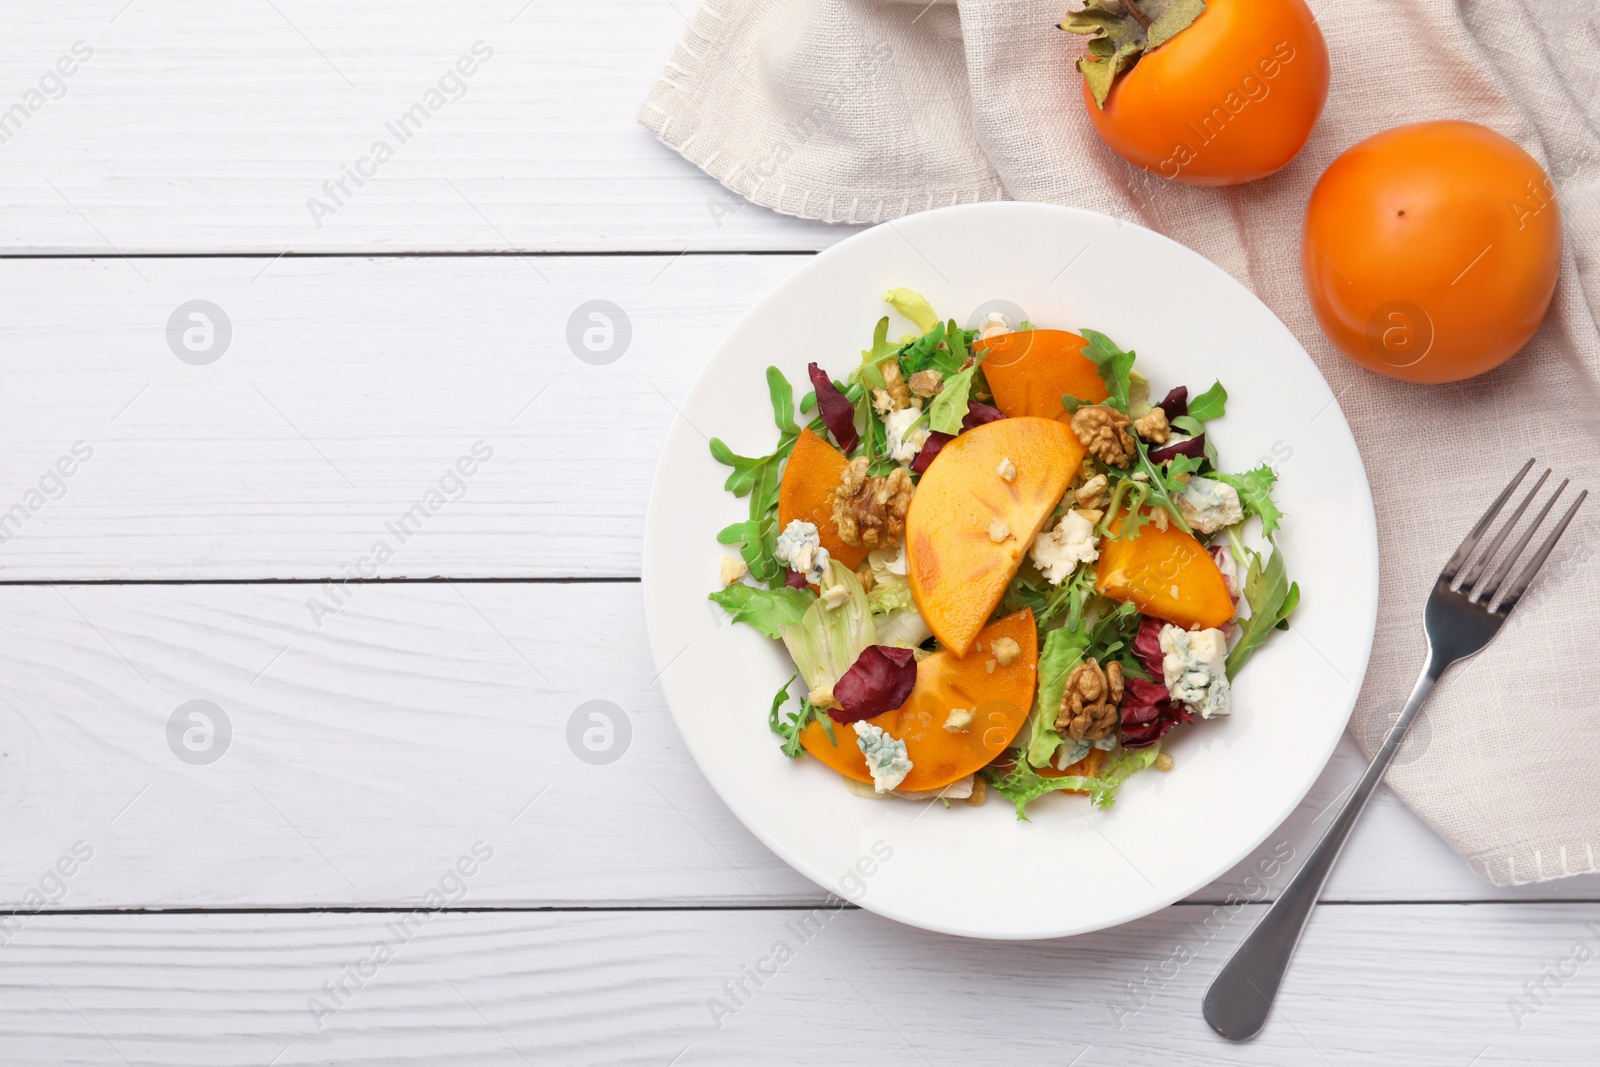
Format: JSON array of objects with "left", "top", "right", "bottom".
[
  {"left": 1302, "top": 120, "right": 1561, "bottom": 384},
  {"left": 1063, "top": 0, "right": 1329, "bottom": 185}
]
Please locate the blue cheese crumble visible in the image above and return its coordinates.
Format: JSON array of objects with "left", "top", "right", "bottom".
[
  {"left": 883, "top": 406, "right": 929, "bottom": 465},
  {"left": 1176, "top": 476, "right": 1244, "bottom": 535},
  {"left": 1159, "top": 625, "right": 1231, "bottom": 719},
  {"left": 1054, "top": 733, "right": 1117, "bottom": 770},
  {"left": 853, "top": 721, "right": 912, "bottom": 793},
  {"left": 774, "top": 519, "right": 830, "bottom": 585},
  {"left": 1029, "top": 510, "right": 1100, "bottom": 584}
]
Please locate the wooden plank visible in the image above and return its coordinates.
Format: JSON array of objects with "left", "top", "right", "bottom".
[
  {"left": 0, "top": 1, "right": 851, "bottom": 253},
  {"left": 0, "top": 252, "right": 808, "bottom": 579},
  {"left": 0, "top": 905, "right": 1592, "bottom": 1064},
  {"left": 2, "top": 580, "right": 1595, "bottom": 910}
]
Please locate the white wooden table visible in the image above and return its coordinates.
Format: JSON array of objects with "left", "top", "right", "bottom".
[{"left": 1, "top": 4, "right": 1595, "bottom": 1064}]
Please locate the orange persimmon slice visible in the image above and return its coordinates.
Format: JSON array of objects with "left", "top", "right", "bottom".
[
  {"left": 1036, "top": 747, "right": 1107, "bottom": 795},
  {"left": 906, "top": 417, "right": 1084, "bottom": 657},
  {"left": 777, "top": 428, "right": 868, "bottom": 571},
  {"left": 1096, "top": 511, "right": 1234, "bottom": 630},
  {"left": 977, "top": 330, "right": 1110, "bottom": 420},
  {"left": 800, "top": 610, "right": 1038, "bottom": 792}
]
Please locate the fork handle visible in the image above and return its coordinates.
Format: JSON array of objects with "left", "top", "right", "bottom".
[{"left": 1202, "top": 654, "right": 1446, "bottom": 1041}]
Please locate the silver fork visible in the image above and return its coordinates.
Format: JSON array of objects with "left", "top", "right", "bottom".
[{"left": 1203, "top": 459, "right": 1588, "bottom": 1041}]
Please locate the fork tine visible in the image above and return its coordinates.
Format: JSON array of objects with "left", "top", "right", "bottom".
[
  {"left": 1440, "top": 459, "right": 1534, "bottom": 585},
  {"left": 1474, "top": 478, "right": 1565, "bottom": 603},
  {"left": 1492, "top": 489, "right": 1588, "bottom": 615},
  {"left": 1459, "top": 467, "right": 1551, "bottom": 593}
]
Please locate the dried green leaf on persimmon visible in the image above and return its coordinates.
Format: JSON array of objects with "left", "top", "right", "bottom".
[{"left": 1059, "top": 0, "right": 1207, "bottom": 108}]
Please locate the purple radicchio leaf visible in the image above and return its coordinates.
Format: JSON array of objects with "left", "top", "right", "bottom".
[
  {"left": 1119, "top": 676, "right": 1190, "bottom": 749},
  {"left": 1157, "top": 386, "right": 1188, "bottom": 422},
  {"left": 910, "top": 432, "right": 953, "bottom": 474},
  {"left": 807, "top": 363, "right": 858, "bottom": 455},
  {"left": 909, "top": 403, "right": 1006, "bottom": 475},
  {"left": 1132, "top": 616, "right": 1166, "bottom": 680},
  {"left": 1149, "top": 432, "right": 1206, "bottom": 464},
  {"left": 961, "top": 402, "right": 1006, "bottom": 429},
  {"left": 829, "top": 645, "right": 919, "bottom": 723}
]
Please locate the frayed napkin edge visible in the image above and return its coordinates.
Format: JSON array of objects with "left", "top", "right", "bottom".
[{"left": 1471, "top": 841, "right": 1600, "bottom": 886}]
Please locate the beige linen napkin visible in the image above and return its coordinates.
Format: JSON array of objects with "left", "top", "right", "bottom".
[{"left": 641, "top": 0, "right": 1600, "bottom": 884}]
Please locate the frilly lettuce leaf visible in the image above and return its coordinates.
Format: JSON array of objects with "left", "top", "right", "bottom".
[
  {"left": 865, "top": 547, "right": 913, "bottom": 615},
  {"left": 875, "top": 607, "right": 932, "bottom": 649},
  {"left": 1079, "top": 329, "right": 1136, "bottom": 413},
  {"left": 882, "top": 288, "right": 940, "bottom": 334},
  {"left": 1127, "top": 369, "right": 1151, "bottom": 418},
  {"left": 707, "top": 583, "right": 815, "bottom": 639},
  {"left": 1211, "top": 464, "right": 1283, "bottom": 537},
  {"left": 987, "top": 743, "right": 1164, "bottom": 818},
  {"left": 780, "top": 559, "right": 876, "bottom": 690}
]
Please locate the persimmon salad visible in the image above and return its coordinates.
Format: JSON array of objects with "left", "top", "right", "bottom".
[{"left": 708, "top": 290, "right": 1298, "bottom": 817}]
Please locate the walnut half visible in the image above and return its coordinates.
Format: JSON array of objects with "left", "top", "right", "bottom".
[
  {"left": 1133, "top": 406, "right": 1170, "bottom": 444},
  {"left": 1056, "top": 657, "right": 1122, "bottom": 741},
  {"left": 832, "top": 457, "right": 914, "bottom": 549},
  {"left": 907, "top": 369, "right": 944, "bottom": 398},
  {"left": 872, "top": 361, "right": 915, "bottom": 414},
  {"left": 1071, "top": 406, "right": 1137, "bottom": 468}
]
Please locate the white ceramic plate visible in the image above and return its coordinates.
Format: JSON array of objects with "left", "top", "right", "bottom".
[{"left": 643, "top": 202, "right": 1377, "bottom": 939}]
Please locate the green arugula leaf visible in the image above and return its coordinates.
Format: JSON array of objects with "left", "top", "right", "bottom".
[
  {"left": 716, "top": 519, "right": 765, "bottom": 580},
  {"left": 1079, "top": 329, "right": 1136, "bottom": 412},
  {"left": 900, "top": 322, "right": 969, "bottom": 377},
  {"left": 856, "top": 317, "right": 896, "bottom": 390},
  {"left": 767, "top": 366, "right": 798, "bottom": 436},
  {"left": 708, "top": 583, "right": 815, "bottom": 638},
  {"left": 1037, "top": 562, "right": 1100, "bottom": 631},
  {"left": 748, "top": 460, "right": 786, "bottom": 583},
  {"left": 1186, "top": 380, "right": 1228, "bottom": 422},
  {"left": 1211, "top": 464, "right": 1283, "bottom": 537},
  {"left": 707, "top": 439, "right": 770, "bottom": 497},
  {"left": 710, "top": 367, "right": 808, "bottom": 582},
  {"left": 1225, "top": 544, "right": 1299, "bottom": 678},
  {"left": 1131, "top": 439, "right": 1195, "bottom": 534},
  {"left": 944, "top": 318, "right": 972, "bottom": 368},
  {"left": 768, "top": 671, "right": 798, "bottom": 736},
  {"left": 928, "top": 358, "right": 980, "bottom": 434},
  {"left": 768, "top": 674, "right": 835, "bottom": 757},
  {"left": 1169, "top": 414, "right": 1205, "bottom": 437},
  {"left": 1275, "top": 582, "right": 1301, "bottom": 631}
]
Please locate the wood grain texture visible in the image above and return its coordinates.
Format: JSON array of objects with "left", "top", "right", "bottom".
[
  {"left": 1, "top": 1, "right": 1587, "bottom": 1057},
  {"left": 0, "top": 253, "right": 807, "bottom": 579},
  {"left": 0, "top": 1, "right": 853, "bottom": 254},
  {"left": 0, "top": 905, "right": 1594, "bottom": 1065},
  {"left": 1, "top": 580, "right": 1594, "bottom": 910}
]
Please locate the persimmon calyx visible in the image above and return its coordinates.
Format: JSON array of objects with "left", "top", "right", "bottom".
[{"left": 1059, "top": 0, "right": 1207, "bottom": 108}]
